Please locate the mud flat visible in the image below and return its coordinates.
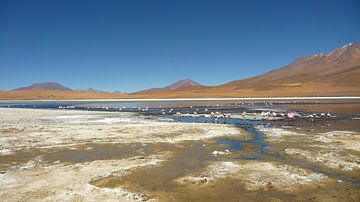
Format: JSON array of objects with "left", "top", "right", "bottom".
[
  {"left": 1, "top": 107, "right": 360, "bottom": 201},
  {"left": 176, "top": 161, "right": 330, "bottom": 192}
]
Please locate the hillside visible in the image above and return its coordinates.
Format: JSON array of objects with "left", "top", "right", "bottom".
[{"left": 223, "top": 42, "right": 360, "bottom": 90}]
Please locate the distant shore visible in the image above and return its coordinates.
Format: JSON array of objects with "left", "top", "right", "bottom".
[{"left": 1, "top": 96, "right": 360, "bottom": 102}]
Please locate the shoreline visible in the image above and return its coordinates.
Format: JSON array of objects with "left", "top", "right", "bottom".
[{"left": 1, "top": 96, "right": 360, "bottom": 102}]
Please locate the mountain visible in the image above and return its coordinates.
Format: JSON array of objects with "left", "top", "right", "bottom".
[
  {"left": 13, "top": 82, "right": 72, "bottom": 91},
  {"left": 223, "top": 42, "right": 360, "bottom": 90},
  {"left": 133, "top": 42, "right": 360, "bottom": 97},
  {"left": 134, "top": 79, "right": 203, "bottom": 94},
  {"left": 76, "top": 88, "right": 126, "bottom": 94},
  {"left": 163, "top": 79, "right": 202, "bottom": 90}
]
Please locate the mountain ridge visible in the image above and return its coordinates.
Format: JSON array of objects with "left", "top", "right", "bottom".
[
  {"left": 134, "top": 79, "right": 203, "bottom": 94},
  {"left": 222, "top": 42, "right": 360, "bottom": 89},
  {"left": 13, "top": 82, "right": 72, "bottom": 91}
]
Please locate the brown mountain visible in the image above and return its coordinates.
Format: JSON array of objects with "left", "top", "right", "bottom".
[
  {"left": 13, "top": 82, "right": 72, "bottom": 91},
  {"left": 2, "top": 82, "right": 127, "bottom": 100},
  {"left": 133, "top": 42, "right": 360, "bottom": 98},
  {"left": 223, "top": 42, "right": 360, "bottom": 90},
  {"left": 134, "top": 79, "right": 203, "bottom": 94}
]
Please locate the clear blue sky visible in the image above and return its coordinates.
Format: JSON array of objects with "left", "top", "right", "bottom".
[{"left": 1, "top": 0, "right": 359, "bottom": 92}]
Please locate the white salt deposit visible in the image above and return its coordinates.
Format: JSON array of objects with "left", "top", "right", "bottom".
[
  {"left": 255, "top": 125, "right": 304, "bottom": 139},
  {"left": 177, "top": 161, "right": 328, "bottom": 192}
]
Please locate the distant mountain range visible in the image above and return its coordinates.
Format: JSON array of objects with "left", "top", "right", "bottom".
[
  {"left": 12, "top": 83, "right": 124, "bottom": 94},
  {"left": 1, "top": 42, "right": 359, "bottom": 99}
]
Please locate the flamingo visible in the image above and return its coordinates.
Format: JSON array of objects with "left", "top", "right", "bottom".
[{"left": 287, "top": 112, "right": 297, "bottom": 119}]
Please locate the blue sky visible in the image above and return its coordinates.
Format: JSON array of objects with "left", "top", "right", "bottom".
[{"left": 1, "top": 0, "right": 359, "bottom": 92}]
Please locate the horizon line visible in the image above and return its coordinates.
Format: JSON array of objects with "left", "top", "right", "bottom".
[{"left": 1, "top": 96, "right": 360, "bottom": 102}]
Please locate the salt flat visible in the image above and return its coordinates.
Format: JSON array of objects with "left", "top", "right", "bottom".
[
  {"left": 0, "top": 108, "right": 242, "bottom": 156},
  {"left": 0, "top": 108, "right": 243, "bottom": 201},
  {"left": 0, "top": 107, "right": 360, "bottom": 201}
]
